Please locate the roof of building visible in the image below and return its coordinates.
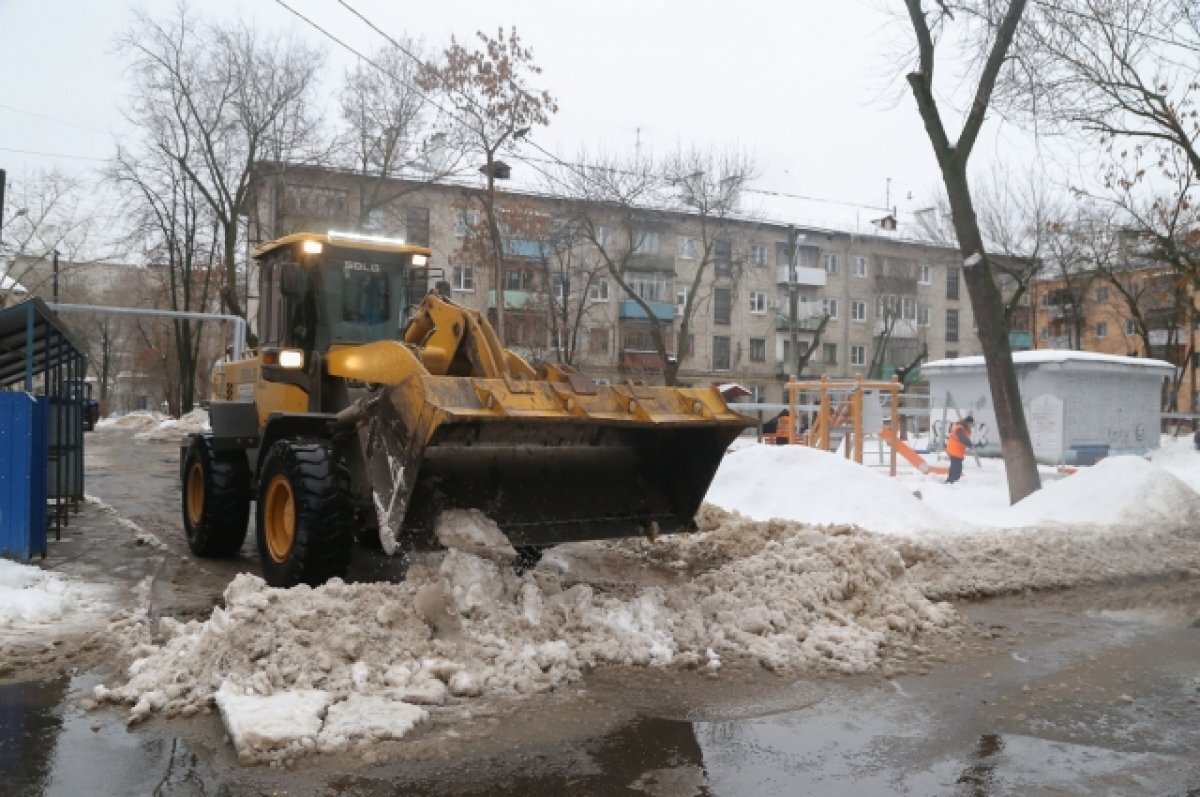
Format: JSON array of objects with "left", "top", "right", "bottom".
[{"left": 923, "top": 350, "right": 1175, "bottom": 373}]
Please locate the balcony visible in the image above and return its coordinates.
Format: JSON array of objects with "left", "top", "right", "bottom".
[
  {"left": 486, "top": 290, "right": 539, "bottom": 310},
  {"left": 619, "top": 299, "right": 675, "bottom": 322},
  {"left": 874, "top": 318, "right": 919, "bottom": 338},
  {"left": 775, "top": 265, "right": 827, "bottom": 287},
  {"left": 774, "top": 306, "right": 827, "bottom": 332},
  {"left": 503, "top": 239, "right": 550, "bottom": 260},
  {"left": 619, "top": 349, "right": 665, "bottom": 372},
  {"left": 1008, "top": 330, "right": 1032, "bottom": 350},
  {"left": 627, "top": 254, "right": 675, "bottom": 273}
]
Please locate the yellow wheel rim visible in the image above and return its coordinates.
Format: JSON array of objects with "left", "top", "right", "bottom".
[
  {"left": 264, "top": 474, "right": 296, "bottom": 564},
  {"left": 186, "top": 462, "right": 205, "bottom": 526}
]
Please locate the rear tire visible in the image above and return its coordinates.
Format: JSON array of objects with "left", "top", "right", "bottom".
[
  {"left": 255, "top": 439, "right": 354, "bottom": 588},
  {"left": 182, "top": 434, "right": 251, "bottom": 557}
]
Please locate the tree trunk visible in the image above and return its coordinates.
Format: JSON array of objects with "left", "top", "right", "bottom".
[{"left": 942, "top": 166, "right": 1041, "bottom": 503}]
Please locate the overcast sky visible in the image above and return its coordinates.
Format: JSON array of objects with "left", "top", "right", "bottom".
[{"left": 0, "top": 0, "right": 1060, "bottom": 234}]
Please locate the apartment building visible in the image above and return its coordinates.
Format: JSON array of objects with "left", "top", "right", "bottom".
[
  {"left": 1032, "top": 264, "right": 1197, "bottom": 411},
  {"left": 246, "top": 164, "right": 980, "bottom": 402}
]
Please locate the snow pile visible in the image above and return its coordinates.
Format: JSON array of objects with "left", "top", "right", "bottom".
[
  {"left": 998, "top": 456, "right": 1200, "bottom": 528},
  {"left": 134, "top": 409, "right": 210, "bottom": 442},
  {"left": 91, "top": 511, "right": 957, "bottom": 763},
  {"left": 97, "top": 411, "right": 166, "bottom": 432},
  {"left": 707, "top": 444, "right": 970, "bottom": 535},
  {"left": 0, "top": 558, "right": 79, "bottom": 628}
]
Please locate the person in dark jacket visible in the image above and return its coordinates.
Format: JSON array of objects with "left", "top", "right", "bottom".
[{"left": 945, "top": 415, "right": 974, "bottom": 484}]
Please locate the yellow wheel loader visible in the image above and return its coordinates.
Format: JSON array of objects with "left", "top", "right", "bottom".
[{"left": 181, "top": 232, "right": 752, "bottom": 587}]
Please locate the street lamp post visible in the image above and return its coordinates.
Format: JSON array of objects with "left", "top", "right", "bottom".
[{"left": 52, "top": 249, "right": 60, "bottom": 303}]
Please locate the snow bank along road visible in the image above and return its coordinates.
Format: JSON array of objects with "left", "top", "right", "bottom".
[{"left": 16, "top": 416, "right": 1200, "bottom": 765}]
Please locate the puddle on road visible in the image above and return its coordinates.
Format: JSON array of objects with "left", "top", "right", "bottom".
[{"left": 0, "top": 676, "right": 221, "bottom": 797}]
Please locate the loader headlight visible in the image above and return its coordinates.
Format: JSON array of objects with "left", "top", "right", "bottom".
[
  {"left": 302, "top": 240, "right": 324, "bottom": 254},
  {"left": 278, "top": 349, "right": 305, "bottom": 369},
  {"left": 411, "top": 254, "right": 428, "bottom": 266}
]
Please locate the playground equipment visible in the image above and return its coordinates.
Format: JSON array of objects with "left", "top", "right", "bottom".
[{"left": 779, "top": 375, "right": 946, "bottom": 477}]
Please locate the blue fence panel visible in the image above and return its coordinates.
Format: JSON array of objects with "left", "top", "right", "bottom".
[{"left": 0, "top": 392, "right": 49, "bottom": 561}]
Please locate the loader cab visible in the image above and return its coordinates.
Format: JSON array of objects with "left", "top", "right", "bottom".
[{"left": 253, "top": 232, "right": 434, "bottom": 352}]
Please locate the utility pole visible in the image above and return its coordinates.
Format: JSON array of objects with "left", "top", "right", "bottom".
[
  {"left": 788, "top": 225, "right": 799, "bottom": 377},
  {"left": 0, "top": 169, "right": 6, "bottom": 250}
]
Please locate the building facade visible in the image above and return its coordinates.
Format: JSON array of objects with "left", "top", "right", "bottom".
[{"left": 247, "top": 165, "right": 981, "bottom": 402}]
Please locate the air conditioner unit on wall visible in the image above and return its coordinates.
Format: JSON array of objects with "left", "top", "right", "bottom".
[{"left": 674, "top": 305, "right": 683, "bottom": 317}]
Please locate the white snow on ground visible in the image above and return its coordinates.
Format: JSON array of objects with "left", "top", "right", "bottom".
[
  {"left": 88, "top": 431, "right": 1200, "bottom": 764},
  {"left": 134, "top": 409, "right": 210, "bottom": 442},
  {"left": 96, "top": 411, "right": 166, "bottom": 432},
  {"left": 0, "top": 559, "right": 78, "bottom": 628}
]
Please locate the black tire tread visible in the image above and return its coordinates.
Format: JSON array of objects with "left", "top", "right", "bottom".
[
  {"left": 256, "top": 439, "right": 354, "bottom": 587},
  {"left": 183, "top": 434, "right": 251, "bottom": 557}
]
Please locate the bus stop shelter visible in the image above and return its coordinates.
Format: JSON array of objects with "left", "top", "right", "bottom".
[{"left": 0, "top": 298, "right": 88, "bottom": 559}]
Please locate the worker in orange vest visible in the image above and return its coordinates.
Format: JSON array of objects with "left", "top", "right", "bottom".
[
  {"left": 945, "top": 415, "right": 974, "bottom": 484},
  {"left": 775, "top": 410, "right": 793, "bottom": 444}
]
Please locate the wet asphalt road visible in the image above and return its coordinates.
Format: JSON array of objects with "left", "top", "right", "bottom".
[{"left": 1, "top": 429, "right": 1199, "bottom": 796}]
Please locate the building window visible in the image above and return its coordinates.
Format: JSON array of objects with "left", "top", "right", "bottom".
[
  {"left": 749, "top": 291, "right": 767, "bottom": 314},
  {"left": 634, "top": 230, "right": 660, "bottom": 255},
  {"left": 852, "top": 256, "right": 867, "bottom": 277},
  {"left": 919, "top": 263, "right": 933, "bottom": 284},
  {"left": 588, "top": 326, "right": 609, "bottom": 354},
  {"left": 1040, "top": 326, "right": 1050, "bottom": 340},
  {"left": 902, "top": 296, "right": 917, "bottom": 321},
  {"left": 506, "top": 269, "right": 533, "bottom": 291},
  {"left": 595, "top": 226, "right": 611, "bottom": 248},
  {"left": 822, "top": 298, "right": 838, "bottom": 319},
  {"left": 628, "top": 271, "right": 668, "bottom": 302},
  {"left": 946, "top": 266, "right": 960, "bottom": 300},
  {"left": 588, "top": 278, "right": 610, "bottom": 301},
  {"left": 850, "top": 299, "right": 866, "bottom": 322},
  {"left": 750, "top": 338, "right": 766, "bottom": 362},
  {"left": 946, "top": 350, "right": 959, "bottom": 359},
  {"left": 681, "top": 333, "right": 694, "bottom": 358},
  {"left": 714, "top": 239, "right": 733, "bottom": 275},
  {"left": 677, "top": 236, "right": 697, "bottom": 259},
  {"left": 822, "top": 342, "right": 837, "bottom": 364},
  {"left": 453, "top": 210, "right": 480, "bottom": 237},
  {"left": 851, "top": 345, "right": 866, "bottom": 366},
  {"left": 749, "top": 244, "right": 768, "bottom": 267},
  {"left": 714, "top": 287, "right": 732, "bottom": 325},
  {"left": 675, "top": 285, "right": 689, "bottom": 317},
  {"left": 824, "top": 253, "right": 839, "bottom": 274},
  {"left": 946, "top": 308, "right": 960, "bottom": 342},
  {"left": 1094, "top": 321, "right": 1108, "bottom": 339},
  {"left": 405, "top": 206, "right": 431, "bottom": 246},
  {"left": 551, "top": 274, "right": 567, "bottom": 300},
  {"left": 918, "top": 306, "right": 931, "bottom": 327},
  {"left": 713, "top": 336, "right": 731, "bottom": 370},
  {"left": 1125, "top": 319, "right": 1137, "bottom": 335},
  {"left": 1096, "top": 286, "right": 1109, "bottom": 302},
  {"left": 452, "top": 265, "right": 474, "bottom": 291}
]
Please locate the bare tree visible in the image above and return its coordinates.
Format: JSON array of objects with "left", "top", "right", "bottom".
[
  {"left": 337, "top": 43, "right": 466, "bottom": 230},
  {"left": 1014, "top": 2, "right": 1200, "bottom": 180},
  {"left": 0, "top": 170, "right": 98, "bottom": 304},
  {"left": 120, "top": 2, "right": 324, "bottom": 333},
  {"left": 419, "top": 27, "right": 557, "bottom": 344},
  {"left": 109, "top": 141, "right": 222, "bottom": 413},
  {"left": 555, "top": 147, "right": 757, "bottom": 386},
  {"left": 902, "top": 0, "right": 1042, "bottom": 502}
]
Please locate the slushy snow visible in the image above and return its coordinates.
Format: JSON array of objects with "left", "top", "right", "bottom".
[
  {"left": 134, "top": 409, "right": 211, "bottom": 442},
  {"left": 86, "top": 433, "right": 1200, "bottom": 764},
  {"left": 0, "top": 559, "right": 78, "bottom": 628}
]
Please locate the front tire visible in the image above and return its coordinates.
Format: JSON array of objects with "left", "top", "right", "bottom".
[
  {"left": 182, "top": 434, "right": 251, "bottom": 557},
  {"left": 255, "top": 439, "right": 354, "bottom": 588}
]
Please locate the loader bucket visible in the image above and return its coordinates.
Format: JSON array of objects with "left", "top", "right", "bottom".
[{"left": 363, "top": 376, "right": 752, "bottom": 552}]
